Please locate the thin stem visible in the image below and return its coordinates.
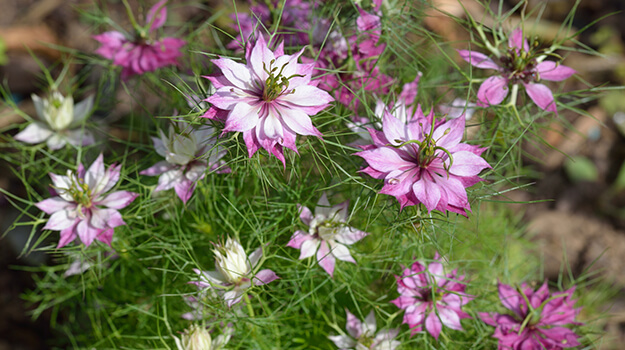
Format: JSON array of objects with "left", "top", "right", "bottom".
[{"left": 244, "top": 292, "right": 255, "bottom": 317}]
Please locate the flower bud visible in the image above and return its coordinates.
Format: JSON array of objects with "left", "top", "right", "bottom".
[
  {"left": 36, "top": 92, "right": 75, "bottom": 131},
  {"left": 213, "top": 237, "right": 251, "bottom": 284},
  {"left": 176, "top": 325, "right": 212, "bottom": 350}
]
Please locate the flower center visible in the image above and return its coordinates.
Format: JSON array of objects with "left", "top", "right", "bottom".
[
  {"left": 310, "top": 216, "right": 344, "bottom": 241},
  {"left": 500, "top": 46, "right": 539, "bottom": 84},
  {"left": 56, "top": 171, "right": 94, "bottom": 209},
  {"left": 261, "top": 59, "right": 302, "bottom": 102}
]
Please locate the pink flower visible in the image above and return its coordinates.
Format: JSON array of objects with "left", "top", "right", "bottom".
[
  {"left": 35, "top": 154, "right": 138, "bottom": 248},
  {"left": 479, "top": 282, "right": 583, "bottom": 349},
  {"left": 390, "top": 253, "right": 473, "bottom": 340},
  {"left": 457, "top": 28, "right": 575, "bottom": 114},
  {"left": 15, "top": 92, "right": 94, "bottom": 150},
  {"left": 191, "top": 237, "right": 278, "bottom": 307},
  {"left": 93, "top": 0, "right": 186, "bottom": 80},
  {"left": 354, "top": 107, "right": 490, "bottom": 214},
  {"left": 204, "top": 35, "right": 334, "bottom": 167},
  {"left": 328, "top": 309, "right": 400, "bottom": 350},
  {"left": 286, "top": 193, "right": 369, "bottom": 277},
  {"left": 140, "top": 121, "right": 229, "bottom": 203}
]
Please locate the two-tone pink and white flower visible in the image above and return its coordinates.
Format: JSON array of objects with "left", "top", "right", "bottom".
[
  {"left": 93, "top": 0, "right": 186, "bottom": 80},
  {"left": 35, "top": 154, "right": 138, "bottom": 248},
  {"left": 191, "top": 237, "right": 278, "bottom": 307},
  {"left": 15, "top": 92, "right": 94, "bottom": 150},
  {"left": 391, "top": 253, "right": 473, "bottom": 340},
  {"left": 480, "top": 282, "right": 582, "bottom": 349},
  {"left": 287, "top": 193, "right": 369, "bottom": 277},
  {"left": 458, "top": 28, "right": 575, "bottom": 114},
  {"left": 140, "top": 122, "right": 229, "bottom": 203},
  {"left": 174, "top": 324, "right": 231, "bottom": 350},
  {"left": 329, "top": 309, "right": 400, "bottom": 350},
  {"left": 204, "top": 35, "right": 334, "bottom": 166},
  {"left": 355, "top": 107, "right": 490, "bottom": 214}
]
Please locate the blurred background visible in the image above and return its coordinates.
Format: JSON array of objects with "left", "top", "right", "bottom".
[{"left": 1, "top": 0, "right": 625, "bottom": 348}]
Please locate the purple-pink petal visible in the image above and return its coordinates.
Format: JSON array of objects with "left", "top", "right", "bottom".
[
  {"left": 253, "top": 269, "right": 279, "bottom": 286},
  {"left": 477, "top": 76, "right": 509, "bottom": 107},
  {"left": 536, "top": 61, "right": 576, "bottom": 82},
  {"left": 524, "top": 82, "right": 557, "bottom": 113},
  {"left": 456, "top": 49, "right": 500, "bottom": 70}
]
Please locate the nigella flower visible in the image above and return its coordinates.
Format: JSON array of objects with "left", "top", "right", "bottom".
[
  {"left": 35, "top": 154, "right": 138, "bottom": 248},
  {"left": 174, "top": 324, "right": 231, "bottom": 350},
  {"left": 204, "top": 35, "right": 334, "bottom": 166},
  {"left": 286, "top": 193, "right": 369, "bottom": 277},
  {"left": 479, "top": 282, "right": 582, "bottom": 349},
  {"left": 191, "top": 237, "right": 279, "bottom": 307},
  {"left": 391, "top": 253, "right": 473, "bottom": 340},
  {"left": 328, "top": 309, "right": 400, "bottom": 350},
  {"left": 457, "top": 28, "right": 575, "bottom": 114},
  {"left": 15, "top": 92, "right": 94, "bottom": 150},
  {"left": 140, "top": 121, "right": 229, "bottom": 204},
  {"left": 354, "top": 107, "right": 490, "bottom": 214},
  {"left": 93, "top": 0, "right": 186, "bottom": 80}
]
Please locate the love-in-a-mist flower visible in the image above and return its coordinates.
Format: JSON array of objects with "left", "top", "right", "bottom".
[
  {"left": 355, "top": 107, "right": 490, "bottom": 214},
  {"left": 140, "top": 121, "right": 229, "bottom": 203},
  {"left": 93, "top": 0, "right": 186, "bottom": 80},
  {"left": 191, "top": 237, "right": 279, "bottom": 307},
  {"left": 204, "top": 35, "right": 334, "bottom": 166},
  {"left": 174, "top": 324, "right": 231, "bottom": 350},
  {"left": 457, "top": 28, "right": 575, "bottom": 114},
  {"left": 15, "top": 92, "right": 94, "bottom": 150},
  {"left": 479, "top": 282, "right": 582, "bottom": 349},
  {"left": 286, "top": 193, "right": 369, "bottom": 277},
  {"left": 391, "top": 253, "right": 473, "bottom": 340},
  {"left": 35, "top": 154, "right": 138, "bottom": 248},
  {"left": 328, "top": 309, "right": 400, "bottom": 350}
]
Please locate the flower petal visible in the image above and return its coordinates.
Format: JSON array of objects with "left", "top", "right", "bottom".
[
  {"left": 456, "top": 49, "right": 500, "bottom": 70},
  {"left": 477, "top": 76, "right": 509, "bottom": 107},
  {"left": 536, "top": 61, "right": 575, "bottom": 82},
  {"left": 253, "top": 269, "right": 279, "bottom": 285},
  {"left": 317, "top": 241, "right": 336, "bottom": 277},
  {"left": 97, "top": 191, "right": 138, "bottom": 209},
  {"left": 14, "top": 123, "right": 53, "bottom": 144},
  {"left": 524, "top": 82, "right": 557, "bottom": 113}
]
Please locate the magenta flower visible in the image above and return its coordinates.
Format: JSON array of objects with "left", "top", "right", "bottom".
[
  {"left": 457, "top": 28, "right": 575, "bottom": 114},
  {"left": 191, "top": 237, "right": 279, "bottom": 307},
  {"left": 328, "top": 309, "right": 400, "bottom": 350},
  {"left": 354, "top": 107, "right": 490, "bottom": 214},
  {"left": 93, "top": 0, "right": 186, "bottom": 80},
  {"left": 204, "top": 35, "right": 334, "bottom": 166},
  {"left": 287, "top": 193, "right": 368, "bottom": 277},
  {"left": 479, "top": 282, "right": 583, "bottom": 349},
  {"left": 390, "top": 253, "right": 473, "bottom": 340},
  {"left": 140, "top": 122, "right": 229, "bottom": 204},
  {"left": 35, "top": 154, "right": 138, "bottom": 248},
  {"left": 15, "top": 92, "right": 94, "bottom": 150}
]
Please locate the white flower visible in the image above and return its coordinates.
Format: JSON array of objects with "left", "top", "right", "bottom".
[
  {"left": 15, "top": 92, "right": 95, "bottom": 150},
  {"left": 174, "top": 324, "right": 231, "bottom": 350}
]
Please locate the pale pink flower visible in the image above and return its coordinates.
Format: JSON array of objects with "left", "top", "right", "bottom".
[
  {"left": 35, "top": 154, "right": 138, "bottom": 248},
  {"left": 355, "top": 107, "right": 490, "bottom": 214},
  {"left": 93, "top": 0, "right": 186, "bottom": 80},
  {"left": 204, "top": 35, "right": 334, "bottom": 166},
  {"left": 15, "top": 92, "right": 94, "bottom": 150},
  {"left": 140, "top": 121, "right": 229, "bottom": 203},
  {"left": 391, "top": 253, "right": 473, "bottom": 340},
  {"left": 174, "top": 324, "right": 231, "bottom": 350},
  {"left": 287, "top": 193, "right": 369, "bottom": 277},
  {"left": 480, "top": 282, "right": 582, "bottom": 349},
  {"left": 457, "top": 28, "right": 575, "bottom": 114},
  {"left": 191, "top": 237, "right": 278, "bottom": 307},
  {"left": 328, "top": 309, "right": 400, "bottom": 350}
]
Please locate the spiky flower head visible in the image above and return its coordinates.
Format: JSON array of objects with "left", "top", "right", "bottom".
[
  {"left": 391, "top": 253, "right": 473, "bottom": 340},
  {"left": 35, "top": 154, "right": 138, "bottom": 248},
  {"left": 204, "top": 35, "right": 334, "bottom": 167},
  {"left": 479, "top": 282, "right": 582, "bottom": 349}
]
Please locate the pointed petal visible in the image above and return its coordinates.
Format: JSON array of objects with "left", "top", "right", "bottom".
[
  {"left": 253, "top": 269, "right": 279, "bottom": 285},
  {"left": 524, "top": 83, "right": 557, "bottom": 113},
  {"left": 412, "top": 179, "right": 441, "bottom": 213},
  {"left": 329, "top": 241, "right": 356, "bottom": 263},
  {"left": 317, "top": 241, "right": 336, "bottom": 276},
  {"left": 477, "top": 76, "right": 509, "bottom": 107},
  {"left": 36, "top": 197, "right": 71, "bottom": 214},
  {"left": 536, "top": 61, "right": 576, "bottom": 82},
  {"left": 287, "top": 230, "right": 312, "bottom": 249},
  {"left": 449, "top": 151, "right": 491, "bottom": 177},
  {"left": 299, "top": 238, "right": 320, "bottom": 259},
  {"left": 43, "top": 210, "right": 76, "bottom": 231},
  {"left": 223, "top": 102, "right": 260, "bottom": 132},
  {"left": 146, "top": 0, "right": 167, "bottom": 31},
  {"left": 425, "top": 311, "right": 442, "bottom": 340},
  {"left": 456, "top": 50, "right": 500, "bottom": 70},
  {"left": 97, "top": 191, "right": 138, "bottom": 209},
  {"left": 14, "top": 123, "right": 53, "bottom": 144}
]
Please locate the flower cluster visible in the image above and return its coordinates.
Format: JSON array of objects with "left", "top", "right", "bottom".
[
  {"left": 287, "top": 193, "right": 369, "bottom": 277},
  {"left": 94, "top": 0, "right": 186, "bottom": 80},
  {"left": 36, "top": 154, "right": 138, "bottom": 247}
]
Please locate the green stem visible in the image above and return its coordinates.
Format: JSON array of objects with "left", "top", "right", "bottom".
[{"left": 244, "top": 293, "right": 255, "bottom": 317}]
